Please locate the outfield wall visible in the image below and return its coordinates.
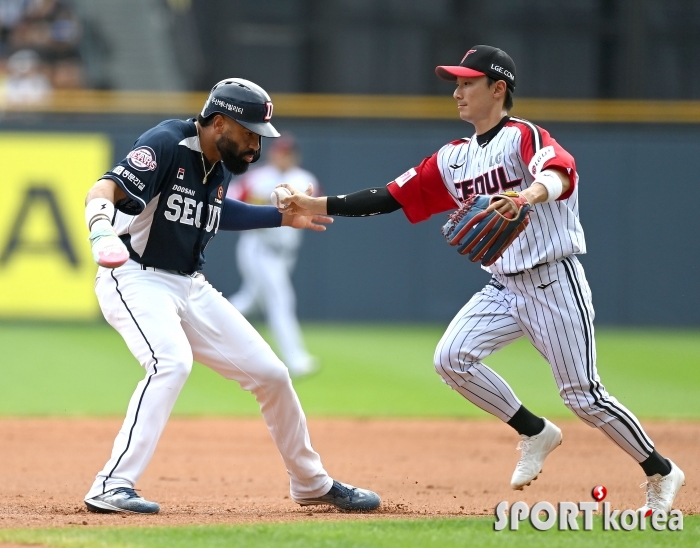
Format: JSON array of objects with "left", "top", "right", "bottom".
[{"left": 0, "top": 102, "right": 698, "bottom": 326}]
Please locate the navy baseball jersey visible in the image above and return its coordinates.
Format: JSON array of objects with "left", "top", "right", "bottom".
[{"left": 104, "top": 119, "right": 231, "bottom": 273}]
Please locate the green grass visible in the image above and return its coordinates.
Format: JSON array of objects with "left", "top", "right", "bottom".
[
  {"left": 0, "top": 322, "right": 699, "bottom": 418},
  {"left": 1, "top": 324, "right": 698, "bottom": 546},
  {"left": 0, "top": 516, "right": 698, "bottom": 548}
]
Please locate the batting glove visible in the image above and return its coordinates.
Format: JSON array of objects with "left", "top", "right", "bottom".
[
  {"left": 86, "top": 198, "right": 129, "bottom": 268},
  {"left": 88, "top": 221, "right": 129, "bottom": 268}
]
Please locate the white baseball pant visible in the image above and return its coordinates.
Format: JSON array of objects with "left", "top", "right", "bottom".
[
  {"left": 85, "top": 259, "right": 332, "bottom": 501},
  {"left": 434, "top": 256, "right": 655, "bottom": 462}
]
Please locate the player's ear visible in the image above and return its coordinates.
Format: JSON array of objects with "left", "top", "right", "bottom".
[
  {"left": 212, "top": 114, "right": 226, "bottom": 134},
  {"left": 493, "top": 80, "right": 506, "bottom": 98}
]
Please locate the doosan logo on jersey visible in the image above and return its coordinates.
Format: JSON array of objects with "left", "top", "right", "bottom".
[
  {"left": 171, "top": 184, "right": 195, "bottom": 196},
  {"left": 164, "top": 194, "right": 221, "bottom": 233},
  {"left": 490, "top": 64, "right": 514, "bottom": 81}
]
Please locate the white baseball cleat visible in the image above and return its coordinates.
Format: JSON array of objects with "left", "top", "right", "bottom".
[
  {"left": 510, "top": 418, "right": 562, "bottom": 490},
  {"left": 638, "top": 459, "right": 685, "bottom": 516}
]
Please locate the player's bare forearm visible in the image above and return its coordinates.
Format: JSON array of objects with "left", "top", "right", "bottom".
[
  {"left": 522, "top": 169, "right": 570, "bottom": 205},
  {"left": 276, "top": 183, "right": 328, "bottom": 215},
  {"left": 296, "top": 196, "right": 328, "bottom": 215},
  {"left": 86, "top": 178, "right": 127, "bottom": 205}
]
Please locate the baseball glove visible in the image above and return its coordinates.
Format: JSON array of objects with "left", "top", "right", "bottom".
[{"left": 442, "top": 191, "right": 531, "bottom": 266}]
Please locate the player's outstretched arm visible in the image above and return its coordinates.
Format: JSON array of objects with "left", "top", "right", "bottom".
[
  {"left": 275, "top": 183, "right": 402, "bottom": 218},
  {"left": 85, "top": 179, "right": 130, "bottom": 268}
]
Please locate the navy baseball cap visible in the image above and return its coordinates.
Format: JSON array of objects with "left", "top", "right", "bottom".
[
  {"left": 436, "top": 45, "right": 516, "bottom": 91},
  {"left": 201, "top": 78, "right": 280, "bottom": 138}
]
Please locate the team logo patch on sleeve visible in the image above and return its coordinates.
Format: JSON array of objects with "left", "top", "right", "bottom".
[
  {"left": 528, "top": 145, "right": 555, "bottom": 176},
  {"left": 395, "top": 168, "right": 417, "bottom": 187},
  {"left": 127, "top": 146, "right": 158, "bottom": 172}
]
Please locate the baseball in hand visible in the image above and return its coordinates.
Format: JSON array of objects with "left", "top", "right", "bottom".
[{"left": 270, "top": 187, "right": 292, "bottom": 209}]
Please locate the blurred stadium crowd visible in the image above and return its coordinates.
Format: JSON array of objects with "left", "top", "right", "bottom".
[
  {"left": 0, "top": 0, "right": 699, "bottom": 100},
  {"left": 0, "top": 0, "right": 82, "bottom": 103}
]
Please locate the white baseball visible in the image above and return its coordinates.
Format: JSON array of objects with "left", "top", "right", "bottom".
[{"left": 270, "top": 187, "right": 292, "bottom": 209}]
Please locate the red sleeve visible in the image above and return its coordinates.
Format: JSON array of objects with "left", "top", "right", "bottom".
[
  {"left": 513, "top": 121, "right": 577, "bottom": 201},
  {"left": 386, "top": 153, "right": 457, "bottom": 224}
]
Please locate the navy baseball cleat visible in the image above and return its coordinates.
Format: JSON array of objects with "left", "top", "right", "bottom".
[
  {"left": 85, "top": 487, "right": 160, "bottom": 514},
  {"left": 294, "top": 480, "right": 381, "bottom": 511}
]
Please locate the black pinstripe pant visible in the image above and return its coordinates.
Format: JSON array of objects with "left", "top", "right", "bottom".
[{"left": 434, "top": 256, "right": 654, "bottom": 462}]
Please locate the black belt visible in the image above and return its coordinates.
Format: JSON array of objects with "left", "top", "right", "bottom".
[
  {"left": 140, "top": 264, "right": 196, "bottom": 277},
  {"left": 503, "top": 262, "right": 549, "bottom": 278}
]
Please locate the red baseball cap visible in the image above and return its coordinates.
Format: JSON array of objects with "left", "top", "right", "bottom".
[{"left": 436, "top": 45, "right": 516, "bottom": 91}]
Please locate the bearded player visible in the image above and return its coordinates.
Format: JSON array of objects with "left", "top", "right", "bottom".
[
  {"left": 278, "top": 45, "right": 685, "bottom": 515},
  {"left": 82, "top": 78, "right": 380, "bottom": 514}
]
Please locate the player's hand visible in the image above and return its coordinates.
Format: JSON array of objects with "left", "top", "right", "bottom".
[
  {"left": 88, "top": 220, "right": 129, "bottom": 268},
  {"left": 275, "top": 183, "right": 327, "bottom": 215},
  {"left": 485, "top": 191, "right": 531, "bottom": 218},
  {"left": 281, "top": 211, "right": 333, "bottom": 231}
]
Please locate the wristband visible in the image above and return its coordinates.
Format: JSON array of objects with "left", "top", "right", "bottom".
[
  {"left": 85, "top": 198, "right": 114, "bottom": 231},
  {"left": 533, "top": 170, "right": 563, "bottom": 203}
]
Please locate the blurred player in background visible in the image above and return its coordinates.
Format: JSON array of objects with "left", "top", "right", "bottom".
[{"left": 228, "top": 135, "right": 320, "bottom": 378}]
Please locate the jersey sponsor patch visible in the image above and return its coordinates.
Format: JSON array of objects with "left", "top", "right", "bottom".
[
  {"left": 395, "top": 168, "right": 417, "bottom": 187},
  {"left": 127, "top": 146, "right": 158, "bottom": 172},
  {"left": 121, "top": 169, "right": 144, "bottom": 191},
  {"left": 112, "top": 165, "right": 144, "bottom": 191},
  {"left": 528, "top": 145, "right": 555, "bottom": 175},
  {"left": 177, "top": 167, "right": 185, "bottom": 180}
]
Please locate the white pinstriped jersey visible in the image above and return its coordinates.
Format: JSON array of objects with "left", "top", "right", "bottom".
[{"left": 387, "top": 116, "right": 586, "bottom": 276}]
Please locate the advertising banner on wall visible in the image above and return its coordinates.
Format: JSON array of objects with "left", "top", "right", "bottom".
[{"left": 0, "top": 133, "right": 111, "bottom": 319}]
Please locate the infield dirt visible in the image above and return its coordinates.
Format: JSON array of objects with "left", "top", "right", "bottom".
[{"left": 0, "top": 418, "right": 697, "bottom": 528}]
